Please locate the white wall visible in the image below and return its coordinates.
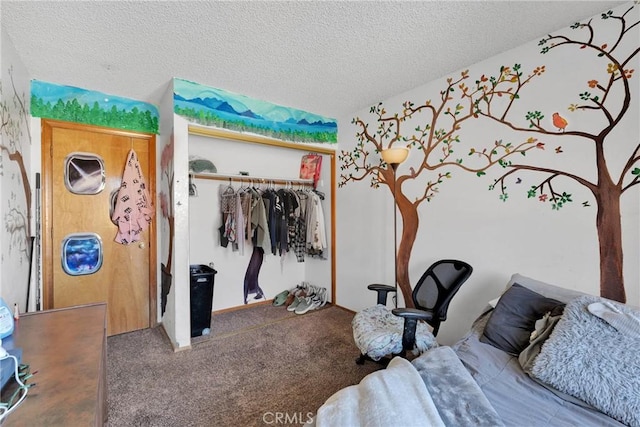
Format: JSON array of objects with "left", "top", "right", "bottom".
[
  {"left": 169, "top": 115, "right": 192, "bottom": 349},
  {"left": 157, "top": 82, "right": 182, "bottom": 348},
  {"left": 0, "top": 28, "right": 32, "bottom": 312},
  {"left": 336, "top": 2, "right": 640, "bottom": 345}
]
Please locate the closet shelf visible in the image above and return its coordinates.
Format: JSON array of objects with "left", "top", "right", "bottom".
[{"left": 192, "top": 172, "right": 314, "bottom": 187}]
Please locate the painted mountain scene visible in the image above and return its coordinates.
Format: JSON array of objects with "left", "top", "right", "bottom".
[{"left": 173, "top": 78, "right": 337, "bottom": 144}]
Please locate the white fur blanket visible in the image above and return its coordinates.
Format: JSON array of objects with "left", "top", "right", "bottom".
[{"left": 315, "top": 357, "right": 445, "bottom": 427}]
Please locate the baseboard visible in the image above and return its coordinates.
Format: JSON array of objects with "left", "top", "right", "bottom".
[{"left": 212, "top": 299, "right": 274, "bottom": 315}]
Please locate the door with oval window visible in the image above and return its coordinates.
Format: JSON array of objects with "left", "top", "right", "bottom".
[{"left": 42, "top": 119, "right": 156, "bottom": 336}]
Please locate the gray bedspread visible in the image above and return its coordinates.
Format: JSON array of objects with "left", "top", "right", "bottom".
[
  {"left": 412, "top": 346, "right": 504, "bottom": 427},
  {"left": 452, "top": 316, "right": 625, "bottom": 427}
]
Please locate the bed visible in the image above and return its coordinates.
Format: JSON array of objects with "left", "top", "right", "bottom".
[{"left": 313, "top": 274, "right": 640, "bottom": 427}]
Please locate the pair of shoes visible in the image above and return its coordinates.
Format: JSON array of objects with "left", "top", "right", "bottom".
[
  {"left": 287, "top": 295, "right": 306, "bottom": 312},
  {"left": 294, "top": 287, "right": 328, "bottom": 315},
  {"left": 283, "top": 282, "right": 310, "bottom": 309}
]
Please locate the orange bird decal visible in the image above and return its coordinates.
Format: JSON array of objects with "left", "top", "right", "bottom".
[{"left": 552, "top": 112, "right": 568, "bottom": 132}]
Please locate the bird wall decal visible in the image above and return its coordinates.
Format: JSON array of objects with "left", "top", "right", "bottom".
[{"left": 552, "top": 112, "right": 568, "bottom": 132}]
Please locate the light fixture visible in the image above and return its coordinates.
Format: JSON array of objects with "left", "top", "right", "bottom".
[
  {"left": 380, "top": 147, "right": 409, "bottom": 308},
  {"left": 381, "top": 147, "right": 409, "bottom": 169}
]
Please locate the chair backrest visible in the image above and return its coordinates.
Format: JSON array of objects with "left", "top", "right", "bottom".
[{"left": 412, "top": 259, "right": 473, "bottom": 325}]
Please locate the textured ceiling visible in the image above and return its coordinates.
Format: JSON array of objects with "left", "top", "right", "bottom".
[{"left": 2, "top": 1, "right": 625, "bottom": 120}]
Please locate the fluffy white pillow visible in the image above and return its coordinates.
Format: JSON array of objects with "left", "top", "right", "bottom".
[{"left": 531, "top": 296, "right": 640, "bottom": 426}]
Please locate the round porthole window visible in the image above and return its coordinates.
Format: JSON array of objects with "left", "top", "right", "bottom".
[
  {"left": 61, "top": 233, "right": 103, "bottom": 276},
  {"left": 64, "top": 152, "right": 106, "bottom": 195}
]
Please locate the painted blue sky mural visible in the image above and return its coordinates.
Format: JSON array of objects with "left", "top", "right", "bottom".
[{"left": 173, "top": 78, "right": 337, "bottom": 144}]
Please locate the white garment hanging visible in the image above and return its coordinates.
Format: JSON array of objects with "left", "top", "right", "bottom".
[{"left": 112, "top": 149, "right": 154, "bottom": 244}]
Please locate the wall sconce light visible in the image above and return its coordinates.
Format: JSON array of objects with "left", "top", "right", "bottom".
[{"left": 380, "top": 147, "right": 409, "bottom": 307}]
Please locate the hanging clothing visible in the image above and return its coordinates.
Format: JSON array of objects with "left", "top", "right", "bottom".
[
  {"left": 250, "top": 188, "right": 270, "bottom": 248},
  {"left": 112, "top": 149, "right": 153, "bottom": 244},
  {"left": 233, "top": 192, "right": 245, "bottom": 255},
  {"left": 306, "top": 191, "right": 326, "bottom": 258},
  {"left": 218, "top": 184, "right": 236, "bottom": 247},
  {"left": 243, "top": 246, "right": 265, "bottom": 304},
  {"left": 240, "top": 190, "right": 252, "bottom": 243},
  {"left": 216, "top": 181, "right": 326, "bottom": 261},
  {"left": 262, "top": 189, "right": 281, "bottom": 255},
  {"left": 293, "top": 190, "right": 308, "bottom": 262}
]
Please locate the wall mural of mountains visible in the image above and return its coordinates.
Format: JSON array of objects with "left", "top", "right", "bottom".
[{"left": 173, "top": 78, "right": 337, "bottom": 144}]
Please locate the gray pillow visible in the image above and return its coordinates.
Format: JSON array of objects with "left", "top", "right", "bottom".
[
  {"left": 480, "top": 283, "right": 564, "bottom": 355},
  {"left": 531, "top": 295, "right": 640, "bottom": 426}
]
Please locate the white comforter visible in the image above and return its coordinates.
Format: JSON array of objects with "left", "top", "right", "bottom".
[{"left": 315, "top": 357, "right": 446, "bottom": 427}]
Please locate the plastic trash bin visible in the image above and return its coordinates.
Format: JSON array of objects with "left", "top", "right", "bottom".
[{"left": 189, "top": 264, "right": 217, "bottom": 337}]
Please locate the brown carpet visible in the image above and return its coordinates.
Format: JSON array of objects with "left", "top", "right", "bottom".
[{"left": 106, "top": 305, "right": 381, "bottom": 426}]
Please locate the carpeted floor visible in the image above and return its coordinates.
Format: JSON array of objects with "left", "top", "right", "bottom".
[{"left": 106, "top": 304, "right": 381, "bottom": 426}]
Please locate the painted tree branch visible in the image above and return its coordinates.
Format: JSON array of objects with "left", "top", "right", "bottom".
[
  {"left": 482, "top": 6, "right": 639, "bottom": 302},
  {"left": 339, "top": 67, "right": 545, "bottom": 306},
  {"left": 0, "top": 72, "right": 32, "bottom": 259}
]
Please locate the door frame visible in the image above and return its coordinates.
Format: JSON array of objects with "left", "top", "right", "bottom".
[{"left": 41, "top": 119, "right": 157, "bottom": 328}]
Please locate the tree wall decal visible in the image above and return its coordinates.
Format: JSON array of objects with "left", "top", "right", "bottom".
[
  {"left": 340, "top": 68, "right": 546, "bottom": 307},
  {"left": 340, "top": 4, "right": 638, "bottom": 306},
  {"left": 0, "top": 66, "right": 32, "bottom": 260},
  {"left": 159, "top": 136, "right": 175, "bottom": 315},
  {"left": 481, "top": 5, "right": 638, "bottom": 303}
]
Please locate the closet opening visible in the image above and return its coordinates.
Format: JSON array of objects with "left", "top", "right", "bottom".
[{"left": 187, "top": 126, "right": 336, "bottom": 319}]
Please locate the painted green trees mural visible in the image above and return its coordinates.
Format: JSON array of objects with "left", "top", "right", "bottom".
[
  {"left": 340, "top": 4, "right": 638, "bottom": 306},
  {"left": 31, "top": 80, "right": 159, "bottom": 134},
  {"left": 482, "top": 6, "right": 638, "bottom": 303}
]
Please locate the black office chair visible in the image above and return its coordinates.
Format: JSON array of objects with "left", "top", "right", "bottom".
[{"left": 352, "top": 259, "right": 473, "bottom": 365}]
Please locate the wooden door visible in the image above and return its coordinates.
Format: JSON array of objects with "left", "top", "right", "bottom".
[{"left": 42, "top": 120, "right": 156, "bottom": 336}]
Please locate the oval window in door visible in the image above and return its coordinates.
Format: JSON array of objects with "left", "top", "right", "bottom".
[
  {"left": 61, "top": 233, "right": 103, "bottom": 276},
  {"left": 109, "top": 188, "right": 120, "bottom": 225},
  {"left": 64, "top": 152, "right": 106, "bottom": 195}
]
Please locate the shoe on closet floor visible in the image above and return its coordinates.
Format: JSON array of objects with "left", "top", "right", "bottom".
[
  {"left": 287, "top": 296, "right": 305, "bottom": 312},
  {"left": 272, "top": 290, "right": 289, "bottom": 306},
  {"left": 295, "top": 287, "right": 328, "bottom": 314},
  {"left": 285, "top": 286, "right": 308, "bottom": 308},
  {"left": 294, "top": 297, "right": 315, "bottom": 315}
]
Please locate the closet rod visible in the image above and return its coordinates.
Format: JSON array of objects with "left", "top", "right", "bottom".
[{"left": 193, "top": 172, "right": 314, "bottom": 187}]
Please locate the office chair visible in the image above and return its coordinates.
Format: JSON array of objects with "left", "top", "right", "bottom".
[{"left": 352, "top": 259, "right": 473, "bottom": 365}]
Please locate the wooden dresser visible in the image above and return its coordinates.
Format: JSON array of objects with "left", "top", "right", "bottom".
[{"left": 4, "top": 303, "right": 107, "bottom": 426}]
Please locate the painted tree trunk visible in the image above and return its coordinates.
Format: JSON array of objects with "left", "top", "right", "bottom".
[
  {"left": 594, "top": 181, "right": 625, "bottom": 302},
  {"left": 165, "top": 216, "right": 175, "bottom": 273},
  {"left": 160, "top": 215, "right": 175, "bottom": 316},
  {"left": 396, "top": 192, "right": 419, "bottom": 308}
]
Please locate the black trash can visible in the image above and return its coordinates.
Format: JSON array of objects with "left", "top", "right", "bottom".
[{"left": 189, "top": 264, "right": 217, "bottom": 337}]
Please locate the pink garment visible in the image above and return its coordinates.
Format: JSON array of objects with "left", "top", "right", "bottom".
[{"left": 112, "top": 149, "right": 154, "bottom": 244}]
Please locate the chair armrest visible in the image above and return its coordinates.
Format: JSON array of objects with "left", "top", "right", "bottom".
[
  {"left": 391, "top": 307, "right": 434, "bottom": 322},
  {"left": 367, "top": 284, "right": 396, "bottom": 305},
  {"left": 392, "top": 308, "right": 435, "bottom": 355}
]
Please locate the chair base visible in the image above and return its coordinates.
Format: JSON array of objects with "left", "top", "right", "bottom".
[{"left": 355, "top": 353, "right": 398, "bottom": 367}]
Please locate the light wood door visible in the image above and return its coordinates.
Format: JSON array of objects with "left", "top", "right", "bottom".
[{"left": 42, "top": 120, "right": 156, "bottom": 336}]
